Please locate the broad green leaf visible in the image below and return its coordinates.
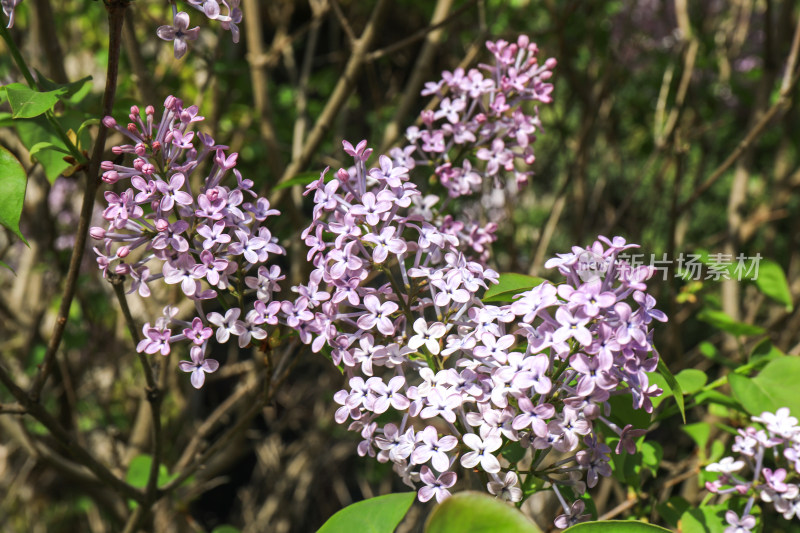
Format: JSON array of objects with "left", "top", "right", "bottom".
[
  {"left": 482, "top": 274, "right": 544, "bottom": 303},
  {"left": 28, "top": 141, "right": 70, "bottom": 159},
  {"left": 754, "top": 259, "right": 793, "bottom": 311},
  {"left": 35, "top": 72, "right": 93, "bottom": 105},
  {"left": 729, "top": 356, "right": 800, "bottom": 418},
  {"left": 273, "top": 170, "right": 328, "bottom": 191},
  {"left": 15, "top": 117, "right": 72, "bottom": 182},
  {"left": 657, "top": 358, "right": 685, "bottom": 422},
  {"left": 606, "top": 394, "right": 651, "bottom": 430},
  {"left": 425, "top": 491, "right": 540, "bottom": 533},
  {"left": 641, "top": 441, "right": 663, "bottom": 474},
  {"left": 565, "top": 521, "right": 670, "bottom": 532},
  {"left": 501, "top": 441, "right": 527, "bottom": 463},
  {"left": 678, "top": 503, "right": 760, "bottom": 533},
  {"left": 645, "top": 371, "right": 669, "bottom": 408},
  {"left": 4, "top": 83, "right": 63, "bottom": 119},
  {"left": 675, "top": 369, "right": 707, "bottom": 394},
  {"left": 0, "top": 145, "right": 28, "bottom": 243},
  {"left": 125, "top": 454, "right": 172, "bottom": 489},
  {"left": 696, "top": 308, "right": 765, "bottom": 336},
  {"left": 655, "top": 496, "right": 690, "bottom": 528},
  {"left": 682, "top": 422, "right": 710, "bottom": 461},
  {"left": 318, "top": 492, "right": 415, "bottom": 533}
]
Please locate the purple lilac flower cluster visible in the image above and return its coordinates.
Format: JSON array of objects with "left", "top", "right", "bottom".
[
  {"left": 298, "top": 152, "right": 666, "bottom": 524},
  {"left": 91, "top": 95, "right": 284, "bottom": 388},
  {"left": 395, "top": 36, "right": 555, "bottom": 200},
  {"left": 157, "top": 1, "right": 242, "bottom": 59},
  {"left": 705, "top": 408, "right": 800, "bottom": 532},
  {"left": 386, "top": 37, "right": 555, "bottom": 263}
]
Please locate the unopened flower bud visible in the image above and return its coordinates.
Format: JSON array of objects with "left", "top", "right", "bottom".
[
  {"left": 102, "top": 171, "right": 119, "bottom": 184},
  {"left": 101, "top": 160, "right": 114, "bottom": 171},
  {"left": 145, "top": 105, "right": 155, "bottom": 115},
  {"left": 155, "top": 219, "right": 169, "bottom": 232},
  {"left": 117, "top": 246, "right": 130, "bottom": 258},
  {"left": 89, "top": 227, "right": 106, "bottom": 240},
  {"left": 102, "top": 116, "right": 117, "bottom": 128}
]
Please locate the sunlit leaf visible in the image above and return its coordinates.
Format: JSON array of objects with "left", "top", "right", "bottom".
[
  {"left": 4, "top": 83, "right": 63, "bottom": 119},
  {"left": 0, "top": 145, "right": 28, "bottom": 244},
  {"left": 317, "top": 492, "right": 415, "bottom": 533},
  {"left": 482, "top": 273, "right": 544, "bottom": 303},
  {"left": 425, "top": 491, "right": 540, "bottom": 533}
]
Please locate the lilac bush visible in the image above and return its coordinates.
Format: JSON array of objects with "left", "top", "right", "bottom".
[
  {"left": 91, "top": 96, "right": 285, "bottom": 388},
  {"left": 705, "top": 408, "right": 800, "bottom": 531},
  {"left": 88, "top": 34, "right": 669, "bottom": 530}
]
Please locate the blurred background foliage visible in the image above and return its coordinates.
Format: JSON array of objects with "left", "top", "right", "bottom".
[{"left": 1, "top": 0, "right": 799, "bottom": 531}]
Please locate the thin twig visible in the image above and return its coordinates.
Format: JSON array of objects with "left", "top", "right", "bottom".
[
  {"left": 30, "top": 0, "right": 127, "bottom": 402},
  {"left": 243, "top": 0, "right": 285, "bottom": 180},
  {"left": 679, "top": 14, "right": 800, "bottom": 212},
  {"left": 266, "top": 0, "right": 390, "bottom": 204},
  {"left": 110, "top": 275, "right": 162, "bottom": 530},
  {"left": 366, "top": 0, "right": 477, "bottom": 63},
  {"left": 378, "top": 0, "right": 458, "bottom": 153},
  {"left": 0, "top": 363, "right": 145, "bottom": 503}
]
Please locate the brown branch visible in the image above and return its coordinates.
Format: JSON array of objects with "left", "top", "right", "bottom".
[
  {"left": 110, "top": 275, "right": 162, "bottom": 530},
  {"left": 678, "top": 13, "right": 800, "bottom": 212},
  {"left": 0, "top": 403, "right": 26, "bottom": 415},
  {"left": 266, "top": 0, "right": 390, "bottom": 203},
  {"left": 0, "top": 363, "right": 145, "bottom": 503},
  {"left": 377, "top": 0, "right": 459, "bottom": 153},
  {"left": 367, "top": 0, "right": 477, "bottom": 63},
  {"left": 31, "top": 0, "right": 128, "bottom": 403},
  {"left": 243, "top": 0, "right": 285, "bottom": 181}
]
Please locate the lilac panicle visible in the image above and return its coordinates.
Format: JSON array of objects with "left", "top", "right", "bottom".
[
  {"left": 92, "top": 96, "right": 285, "bottom": 389},
  {"left": 290, "top": 38, "right": 663, "bottom": 529},
  {"left": 294, "top": 133, "right": 665, "bottom": 527}
]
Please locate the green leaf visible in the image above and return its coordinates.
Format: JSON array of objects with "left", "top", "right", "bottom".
[
  {"left": 682, "top": 422, "right": 710, "bottom": 461},
  {"left": 754, "top": 259, "right": 793, "bottom": 311},
  {"left": 4, "top": 83, "right": 63, "bottom": 119},
  {"left": 0, "top": 145, "right": 28, "bottom": 244},
  {"left": 273, "top": 170, "right": 328, "bottom": 191},
  {"left": 564, "top": 521, "right": 671, "bottom": 532},
  {"left": 641, "top": 441, "right": 663, "bottom": 474},
  {"left": 696, "top": 308, "right": 765, "bottom": 336},
  {"left": 729, "top": 356, "right": 800, "bottom": 418},
  {"left": 675, "top": 369, "right": 707, "bottom": 395},
  {"left": 501, "top": 441, "right": 527, "bottom": 463},
  {"left": 125, "top": 454, "right": 172, "bottom": 489},
  {"left": 15, "top": 117, "right": 72, "bottom": 182},
  {"left": 211, "top": 527, "right": 241, "bottom": 533},
  {"left": 28, "top": 141, "right": 71, "bottom": 159},
  {"left": 425, "top": 491, "right": 540, "bottom": 533},
  {"left": 318, "top": 492, "right": 415, "bottom": 533},
  {"left": 678, "top": 504, "right": 734, "bottom": 533},
  {"left": 0, "top": 259, "right": 15, "bottom": 273},
  {"left": 35, "top": 72, "right": 93, "bottom": 105},
  {"left": 657, "top": 358, "right": 685, "bottom": 422},
  {"left": 656, "top": 496, "right": 690, "bottom": 528},
  {"left": 482, "top": 274, "right": 545, "bottom": 303}
]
